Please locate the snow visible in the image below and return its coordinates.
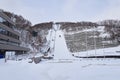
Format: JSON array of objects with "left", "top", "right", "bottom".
[
  {"left": 99, "top": 32, "right": 110, "bottom": 38},
  {"left": 53, "top": 30, "right": 75, "bottom": 59},
  {"left": 64, "top": 26, "right": 105, "bottom": 35},
  {"left": 0, "top": 30, "right": 120, "bottom": 80},
  {"left": 1, "top": 58, "right": 120, "bottom": 80},
  {"left": 74, "top": 45, "right": 120, "bottom": 57},
  {"left": 46, "top": 29, "right": 56, "bottom": 51}
]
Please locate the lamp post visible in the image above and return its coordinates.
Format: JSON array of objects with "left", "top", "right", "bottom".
[{"left": 94, "top": 26, "right": 97, "bottom": 55}]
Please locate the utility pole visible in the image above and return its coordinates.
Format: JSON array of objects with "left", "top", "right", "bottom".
[
  {"left": 85, "top": 31, "right": 88, "bottom": 57},
  {"left": 94, "top": 26, "right": 97, "bottom": 55},
  {"left": 102, "top": 34, "right": 105, "bottom": 57}
]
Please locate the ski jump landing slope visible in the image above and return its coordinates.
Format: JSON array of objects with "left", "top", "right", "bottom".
[{"left": 54, "top": 30, "right": 74, "bottom": 59}]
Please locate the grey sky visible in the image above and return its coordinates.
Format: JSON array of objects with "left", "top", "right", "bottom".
[{"left": 0, "top": 0, "right": 120, "bottom": 25}]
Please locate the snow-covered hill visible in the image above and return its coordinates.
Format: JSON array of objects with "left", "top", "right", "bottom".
[
  {"left": 0, "top": 26, "right": 120, "bottom": 80},
  {"left": 63, "top": 25, "right": 119, "bottom": 53},
  {"left": 1, "top": 9, "right": 120, "bottom": 80},
  {"left": 3, "top": 10, "right": 120, "bottom": 55}
]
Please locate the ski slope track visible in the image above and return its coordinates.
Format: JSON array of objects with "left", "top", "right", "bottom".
[{"left": 53, "top": 30, "right": 75, "bottom": 59}]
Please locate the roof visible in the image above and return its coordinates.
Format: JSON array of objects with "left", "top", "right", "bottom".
[{"left": 0, "top": 44, "right": 30, "bottom": 51}]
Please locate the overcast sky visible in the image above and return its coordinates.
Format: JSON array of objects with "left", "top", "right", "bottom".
[{"left": 0, "top": 0, "right": 120, "bottom": 25}]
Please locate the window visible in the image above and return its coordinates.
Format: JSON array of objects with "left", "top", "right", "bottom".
[
  {"left": 0, "top": 17, "right": 5, "bottom": 22},
  {"left": 0, "top": 16, "right": 13, "bottom": 28},
  {"left": 0, "top": 27, "right": 7, "bottom": 35},
  {"left": 0, "top": 27, "right": 19, "bottom": 40},
  {"left": 7, "top": 31, "right": 19, "bottom": 40},
  {"left": 0, "top": 39, "right": 20, "bottom": 46}
]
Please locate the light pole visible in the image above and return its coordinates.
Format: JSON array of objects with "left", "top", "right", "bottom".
[
  {"left": 94, "top": 26, "right": 97, "bottom": 55},
  {"left": 85, "top": 30, "right": 88, "bottom": 57}
]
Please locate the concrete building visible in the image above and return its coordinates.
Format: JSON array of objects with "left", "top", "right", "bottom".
[{"left": 0, "top": 10, "right": 29, "bottom": 58}]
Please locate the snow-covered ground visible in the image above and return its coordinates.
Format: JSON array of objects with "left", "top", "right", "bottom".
[
  {"left": 1, "top": 58, "right": 120, "bottom": 80},
  {"left": 0, "top": 30, "right": 120, "bottom": 80},
  {"left": 74, "top": 45, "right": 120, "bottom": 57}
]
